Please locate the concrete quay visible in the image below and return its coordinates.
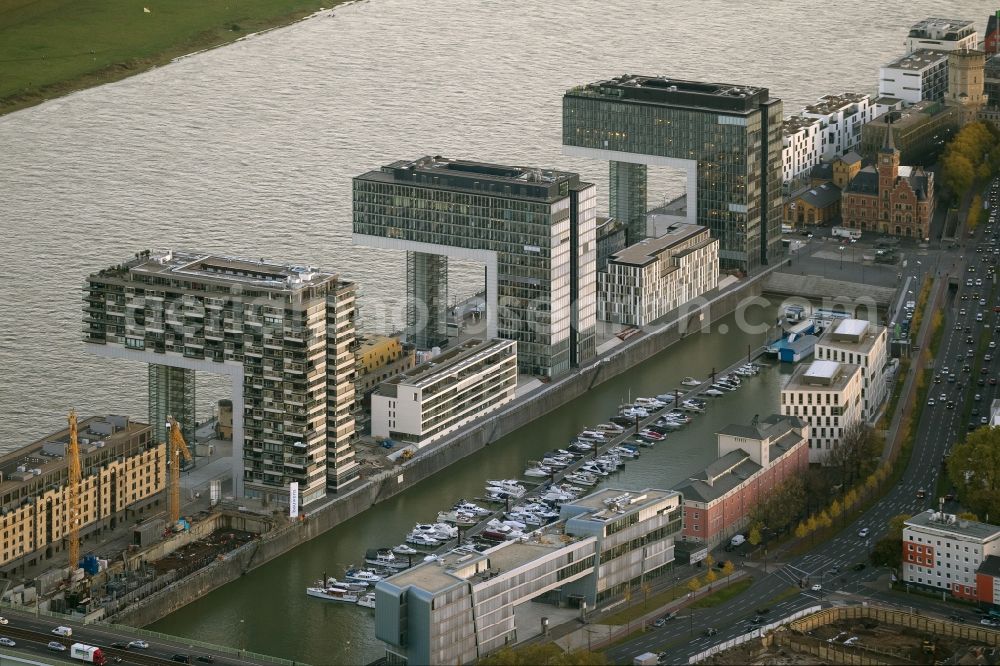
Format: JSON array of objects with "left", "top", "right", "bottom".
[{"left": 111, "top": 269, "right": 778, "bottom": 627}]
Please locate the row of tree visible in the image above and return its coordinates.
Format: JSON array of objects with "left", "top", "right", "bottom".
[{"left": 941, "top": 121, "right": 1000, "bottom": 201}]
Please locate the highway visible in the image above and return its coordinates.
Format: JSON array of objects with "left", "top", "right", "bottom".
[{"left": 608, "top": 184, "right": 999, "bottom": 664}]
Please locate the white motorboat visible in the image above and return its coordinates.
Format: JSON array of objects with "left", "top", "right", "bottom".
[
  {"left": 620, "top": 408, "right": 648, "bottom": 419},
  {"left": 365, "top": 548, "right": 409, "bottom": 570},
  {"left": 392, "top": 544, "right": 419, "bottom": 556},
  {"left": 313, "top": 576, "right": 369, "bottom": 592},
  {"left": 577, "top": 430, "right": 607, "bottom": 441},
  {"left": 712, "top": 383, "right": 737, "bottom": 392},
  {"left": 680, "top": 376, "right": 703, "bottom": 387},
  {"left": 701, "top": 388, "right": 725, "bottom": 397},
  {"left": 344, "top": 568, "right": 384, "bottom": 584},
  {"left": 564, "top": 473, "right": 597, "bottom": 487},
  {"left": 485, "top": 481, "right": 525, "bottom": 497},
  {"left": 524, "top": 466, "right": 553, "bottom": 478},
  {"left": 306, "top": 586, "right": 359, "bottom": 603},
  {"left": 406, "top": 532, "right": 440, "bottom": 547},
  {"left": 655, "top": 393, "right": 678, "bottom": 403},
  {"left": 453, "top": 500, "right": 490, "bottom": 516},
  {"left": 634, "top": 397, "right": 666, "bottom": 409},
  {"left": 436, "top": 510, "right": 478, "bottom": 525},
  {"left": 595, "top": 422, "right": 625, "bottom": 434},
  {"left": 356, "top": 592, "right": 376, "bottom": 609},
  {"left": 568, "top": 441, "right": 593, "bottom": 453}
]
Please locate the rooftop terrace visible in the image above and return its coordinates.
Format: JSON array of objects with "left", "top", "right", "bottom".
[{"left": 567, "top": 74, "right": 772, "bottom": 113}]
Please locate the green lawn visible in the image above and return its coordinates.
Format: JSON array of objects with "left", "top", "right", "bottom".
[
  {"left": 0, "top": 0, "right": 346, "bottom": 113},
  {"left": 688, "top": 578, "right": 754, "bottom": 608}
]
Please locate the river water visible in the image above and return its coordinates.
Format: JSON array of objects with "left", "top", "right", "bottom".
[{"left": 0, "top": 0, "right": 987, "bottom": 662}]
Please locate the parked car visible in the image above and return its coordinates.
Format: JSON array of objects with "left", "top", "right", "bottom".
[
  {"left": 0, "top": 638, "right": 15, "bottom": 647},
  {"left": 858, "top": 527, "right": 870, "bottom": 538}
]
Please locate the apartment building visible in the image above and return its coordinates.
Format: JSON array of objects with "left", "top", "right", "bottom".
[
  {"left": 0, "top": 415, "right": 164, "bottom": 574},
  {"left": 598, "top": 225, "right": 719, "bottom": 326},
  {"left": 902, "top": 510, "right": 1000, "bottom": 601},
  {"left": 375, "top": 489, "right": 681, "bottom": 665},
  {"left": 370, "top": 338, "right": 517, "bottom": 448},
  {"left": 976, "top": 556, "right": 1000, "bottom": 605},
  {"left": 879, "top": 50, "right": 950, "bottom": 105},
  {"left": 800, "top": 93, "right": 877, "bottom": 161},
  {"left": 814, "top": 318, "right": 888, "bottom": 421},
  {"left": 84, "top": 250, "right": 359, "bottom": 505},
  {"left": 780, "top": 360, "right": 863, "bottom": 463},
  {"left": 905, "top": 18, "right": 977, "bottom": 54},
  {"left": 675, "top": 415, "right": 809, "bottom": 547},
  {"left": 354, "top": 335, "right": 415, "bottom": 411},
  {"left": 782, "top": 115, "right": 823, "bottom": 186}
]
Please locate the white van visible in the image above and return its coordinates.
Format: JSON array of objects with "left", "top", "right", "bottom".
[
  {"left": 51, "top": 626, "right": 72, "bottom": 637},
  {"left": 730, "top": 534, "right": 746, "bottom": 547}
]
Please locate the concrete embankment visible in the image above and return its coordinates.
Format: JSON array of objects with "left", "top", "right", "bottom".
[{"left": 112, "top": 275, "right": 767, "bottom": 627}]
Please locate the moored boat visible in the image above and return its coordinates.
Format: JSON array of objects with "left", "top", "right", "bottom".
[{"left": 306, "top": 586, "right": 360, "bottom": 603}]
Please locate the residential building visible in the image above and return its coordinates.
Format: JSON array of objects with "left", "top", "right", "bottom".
[
  {"left": 370, "top": 338, "right": 517, "bottom": 448},
  {"left": 800, "top": 93, "right": 877, "bottom": 161},
  {"left": 597, "top": 224, "right": 718, "bottom": 326},
  {"left": 596, "top": 216, "right": 627, "bottom": 273},
  {"left": 976, "top": 555, "right": 1000, "bottom": 605},
  {"left": 985, "top": 12, "right": 1000, "bottom": 56},
  {"left": 905, "top": 18, "right": 978, "bottom": 54},
  {"left": 354, "top": 335, "right": 415, "bottom": 411},
  {"left": 842, "top": 127, "right": 935, "bottom": 239},
  {"left": 783, "top": 182, "right": 842, "bottom": 228},
  {"left": 352, "top": 157, "right": 597, "bottom": 378},
  {"left": 562, "top": 75, "right": 784, "bottom": 272},
  {"left": 84, "top": 250, "right": 359, "bottom": 504},
  {"left": 675, "top": 415, "right": 809, "bottom": 547},
  {"left": 902, "top": 510, "right": 1000, "bottom": 601},
  {"left": 814, "top": 318, "right": 889, "bottom": 421},
  {"left": 874, "top": 96, "right": 906, "bottom": 117},
  {"left": 879, "top": 50, "right": 950, "bottom": 104},
  {"left": 0, "top": 415, "right": 164, "bottom": 574},
  {"left": 780, "top": 359, "right": 863, "bottom": 463},
  {"left": 945, "top": 49, "right": 987, "bottom": 125},
  {"left": 782, "top": 115, "right": 823, "bottom": 187},
  {"left": 859, "top": 102, "right": 960, "bottom": 164},
  {"left": 375, "top": 488, "right": 682, "bottom": 665}
]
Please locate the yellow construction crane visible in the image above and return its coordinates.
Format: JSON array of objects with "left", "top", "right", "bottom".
[
  {"left": 166, "top": 416, "right": 193, "bottom": 527},
  {"left": 66, "top": 410, "right": 82, "bottom": 573}
]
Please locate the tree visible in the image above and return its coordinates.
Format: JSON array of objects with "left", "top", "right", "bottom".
[
  {"left": 794, "top": 521, "right": 809, "bottom": 539},
  {"left": 721, "top": 560, "right": 735, "bottom": 584},
  {"left": 887, "top": 513, "right": 912, "bottom": 540},
  {"left": 705, "top": 568, "right": 718, "bottom": 588},
  {"left": 751, "top": 477, "right": 806, "bottom": 534},
  {"left": 748, "top": 524, "right": 762, "bottom": 546},
  {"left": 479, "top": 645, "right": 607, "bottom": 665},
  {"left": 828, "top": 498, "right": 843, "bottom": 522},
  {"left": 947, "top": 426, "right": 1000, "bottom": 520},
  {"left": 704, "top": 554, "right": 715, "bottom": 569},
  {"left": 816, "top": 510, "right": 832, "bottom": 530},
  {"left": 870, "top": 537, "right": 902, "bottom": 569},
  {"left": 942, "top": 152, "right": 975, "bottom": 198},
  {"left": 826, "top": 422, "right": 881, "bottom": 487},
  {"left": 687, "top": 576, "right": 702, "bottom": 595},
  {"left": 806, "top": 515, "right": 818, "bottom": 533}
]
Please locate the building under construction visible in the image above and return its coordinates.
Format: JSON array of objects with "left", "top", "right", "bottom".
[{"left": 0, "top": 415, "right": 165, "bottom": 576}]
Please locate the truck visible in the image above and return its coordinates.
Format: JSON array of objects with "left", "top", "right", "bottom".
[
  {"left": 633, "top": 652, "right": 659, "bottom": 666},
  {"left": 70, "top": 643, "right": 106, "bottom": 665},
  {"left": 831, "top": 226, "right": 862, "bottom": 240}
]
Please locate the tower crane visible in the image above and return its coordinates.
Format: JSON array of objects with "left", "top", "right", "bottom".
[
  {"left": 66, "top": 410, "right": 82, "bottom": 573},
  {"left": 166, "top": 416, "right": 193, "bottom": 528}
]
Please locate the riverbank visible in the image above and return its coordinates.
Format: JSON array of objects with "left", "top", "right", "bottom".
[{"left": 0, "top": 0, "right": 352, "bottom": 116}]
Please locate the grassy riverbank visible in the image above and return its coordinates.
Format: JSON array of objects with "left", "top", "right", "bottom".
[{"left": 0, "top": 0, "right": 349, "bottom": 115}]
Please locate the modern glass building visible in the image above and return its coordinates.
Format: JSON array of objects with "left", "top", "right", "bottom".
[
  {"left": 84, "top": 250, "right": 360, "bottom": 504},
  {"left": 563, "top": 75, "right": 784, "bottom": 272},
  {"left": 353, "top": 157, "right": 597, "bottom": 378}
]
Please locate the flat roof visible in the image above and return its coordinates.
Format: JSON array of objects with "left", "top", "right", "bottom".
[
  {"left": 783, "top": 115, "right": 821, "bottom": 135},
  {"left": 567, "top": 74, "right": 773, "bottom": 114},
  {"left": 906, "top": 510, "right": 1000, "bottom": 542},
  {"left": 563, "top": 487, "right": 678, "bottom": 515},
  {"left": 355, "top": 156, "right": 583, "bottom": 203},
  {"left": 908, "top": 17, "right": 975, "bottom": 39},
  {"left": 802, "top": 93, "right": 870, "bottom": 117},
  {"left": 608, "top": 225, "right": 710, "bottom": 267},
  {"left": 819, "top": 319, "right": 884, "bottom": 354},
  {"left": 784, "top": 361, "right": 860, "bottom": 391},
  {"left": 883, "top": 49, "right": 949, "bottom": 71},
  {"left": 379, "top": 338, "right": 515, "bottom": 390},
  {"left": 95, "top": 250, "right": 342, "bottom": 292}
]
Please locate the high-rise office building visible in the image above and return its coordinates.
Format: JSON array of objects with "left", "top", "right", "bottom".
[
  {"left": 83, "top": 250, "right": 359, "bottom": 505},
  {"left": 563, "top": 75, "right": 784, "bottom": 272},
  {"left": 904, "top": 18, "right": 977, "bottom": 54},
  {"left": 353, "top": 157, "right": 597, "bottom": 378}
]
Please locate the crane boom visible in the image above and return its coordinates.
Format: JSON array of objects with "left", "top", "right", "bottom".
[
  {"left": 66, "top": 410, "right": 81, "bottom": 573},
  {"left": 167, "top": 416, "right": 193, "bottom": 526}
]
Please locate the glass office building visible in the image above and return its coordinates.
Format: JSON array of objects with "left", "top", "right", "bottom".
[
  {"left": 353, "top": 157, "right": 597, "bottom": 378},
  {"left": 563, "top": 75, "right": 784, "bottom": 272}
]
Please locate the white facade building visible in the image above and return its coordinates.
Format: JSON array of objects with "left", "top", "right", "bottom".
[
  {"left": 800, "top": 93, "right": 878, "bottom": 161},
  {"left": 905, "top": 18, "right": 978, "bottom": 54},
  {"left": 782, "top": 115, "right": 823, "bottom": 186},
  {"left": 879, "top": 50, "right": 950, "bottom": 105},
  {"left": 779, "top": 360, "right": 863, "bottom": 463},
  {"left": 371, "top": 338, "right": 517, "bottom": 448},
  {"left": 597, "top": 225, "right": 718, "bottom": 326},
  {"left": 902, "top": 510, "right": 1000, "bottom": 601},
  {"left": 814, "top": 318, "right": 888, "bottom": 422}
]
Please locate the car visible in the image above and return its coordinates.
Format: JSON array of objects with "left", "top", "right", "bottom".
[
  {"left": 947, "top": 401, "right": 956, "bottom": 409},
  {"left": 928, "top": 398, "right": 935, "bottom": 406},
  {"left": 991, "top": 377, "right": 997, "bottom": 385},
  {"left": 47, "top": 641, "right": 67, "bottom": 652},
  {"left": 906, "top": 300, "right": 916, "bottom": 309},
  {"left": 969, "top": 348, "right": 976, "bottom": 356},
  {"left": 982, "top": 416, "right": 989, "bottom": 425},
  {"left": 973, "top": 407, "right": 981, "bottom": 416},
  {"left": 975, "top": 393, "right": 982, "bottom": 402},
  {"left": 976, "top": 279, "right": 983, "bottom": 286},
  {"left": 0, "top": 618, "right": 7, "bottom": 626},
  {"left": 981, "top": 618, "right": 998, "bottom": 627},
  {"left": 810, "top": 584, "right": 822, "bottom": 591},
  {"left": 940, "top": 393, "right": 947, "bottom": 401},
  {"left": 858, "top": 527, "right": 870, "bottom": 538},
  {"left": 852, "top": 562, "right": 867, "bottom": 571},
  {"left": 0, "top": 638, "right": 15, "bottom": 647},
  {"left": 653, "top": 618, "right": 666, "bottom": 627},
  {"left": 978, "top": 313, "right": 985, "bottom": 322},
  {"left": 982, "top": 299, "right": 988, "bottom": 306},
  {"left": 917, "top": 488, "right": 927, "bottom": 499},
  {"left": 749, "top": 616, "right": 765, "bottom": 625},
  {"left": 949, "top": 614, "right": 964, "bottom": 622},
  {"left": 111, "top": 642, "right": 128, "bottom": 648},
  {"left": 955, "top": 322, "right": 963, "bottom": 329},
  {"left": 935, "top": 373, "right": 942, "bottom": 382},
  {"left": 128, "top": 640, "right": 150, "bottom": 649},
  {"left": 755, "top": 608, "right": 771, "bottom": 615},
  {"left": 979, "top": 378, "right": 986, "bottom": 386},
  {"left": 802, "top": 231, "right": 813, "bottom": 238},
  {"left": 961, "top": 308, "right": 968, "bottom": 316},
  {"left": 196, "top": 658, "right": 215, "bottom": 664},
  {"left": 988, "top": 354, "right": 995, "bottom": 362},
  {"left": 172, "top": 656, "right": 191, "bottom": 664},
  {"left": 703, "top": 627, "right": 718, "bottom": 637}
]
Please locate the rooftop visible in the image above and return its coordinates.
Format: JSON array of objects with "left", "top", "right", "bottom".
[
  {"left": 817, "top": 318, "right": 885, "bottom": 354},
  {"left": 782, "top": 115, "right": 821, "bottom": 135},
  {"left": 802, "top": 93, "right": 871, "bottom": 117},
  {"left": 95, "top": 250, "right": 342, "bottom": 292},
  {"left": 979, "top": 555, "right": 1000, "bottom": 578},
  {"left": 378, "top": 338, "right": 515, "bottom": 391},
  {"left": 607, "top": 225, "right": 712, "bottom": 267},
  {"left": 784, "top": 360, "right": 861, "bottom": 390},
  {"left": 567, "top": 74, "right": 773, "bottom": 114},
  {"left": 356, "top": 156, "right": 583, "bottom": 203},
  {"left": 906, "top": 510, "right": 1000, "bottom": 542},
  {"left": 789, "top": 182, "right": 841, "bottom": 209},
  {"left": 563, "top": 487, "right": 678, "bottom": 517},
  {"left": 908, "top": 17, "right": 976, "bottom": 40},
  {"left": 716, "top": 413, "right": 806, "bottom": 442},
  {"left": 883, "top": 49, "right": 949, "bottom": 71}
]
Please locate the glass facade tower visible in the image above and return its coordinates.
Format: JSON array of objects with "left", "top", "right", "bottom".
[
  {"left": 148, "top": 364, "right": 196, "bottom": 450},
  {"left": 563, "top": 75, "right": 784, "bottom": 273},
  {"left": 353, "top": 157, "right": 597, "bottom": 378}
]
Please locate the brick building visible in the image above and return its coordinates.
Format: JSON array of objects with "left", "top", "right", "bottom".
[
  {"left": 675, "top": 414, "right": 809, "bottom": 547},
  {"left": 841, "top": 126, "right": 934, "bottom": 239}
]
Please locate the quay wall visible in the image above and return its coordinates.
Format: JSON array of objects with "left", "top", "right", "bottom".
[{"left": 112, "top": 278, "right": 766, "bottom": 627}]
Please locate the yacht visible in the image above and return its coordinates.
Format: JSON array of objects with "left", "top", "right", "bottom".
[
  {"left": 437, "top": 510, "right": 478, "bottom": 525},
  {"left": 577, "top": 430, "right": 607, "bottom": 442},
  {"left": 567, "top": 441, "right": 593, "bottom": 453},
  {"left": 485, "top": 480, "right": 526, "bottom": 497},
  {"left": 634, "top": 397, "right": 666, "bottom": 409},
  {"left": 313, "top": 576, "right": 369, "bottom": 592},
  {"left": 609, "top": 416, "right": 635, "bottom": 427},
  {"left": 306, "top": 586, "right": 360, "bottom": 603},
  {"left": 609, "top": 446, "right": 638, "bottom": 459},
  {"left": 392, "top": 544, "right": 419, "bottom": 556},
  {"left": 524, "top": 465, "right": 553, "bottom": 478},
  {"left": 680, "top": 377, "right": 703, "bottom": 387},
  {"left": 595, "top": 422, "right": 625, "bottom": 434},
  {"left": 701, "top": 388, "right": 725, "bottom": 397},
  {"left": 564, "top": 472, "right": 598, "bottom": 486},
  {"left": 540, "top": 456, "right": 570, "bottom": 469},
  {"left": 365, "top": 548, "right": 409, "bottom": 570},
  {"left": 655, "top": 393, "right": 678, "bottom": 404},
  {"left": 344, "top": 568, "right": 384, "bottom": 584},
  {"left": 620, "top": 407, "right": 649, "bottom": 419},
  {"left": 638, "top": 429, "right": 665, "bottom": 441},
  {"left": 712, "top": 383, "right": 737, "bottom": 392},
  {"left": 405, "top": 532, "right": 441, "bottom": 547},
  {"left": 356, "top": 592, "right": 376, "bottom": 609},
  {"left": 453, "top": 500, "right": 490, "bottom": 516}
]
